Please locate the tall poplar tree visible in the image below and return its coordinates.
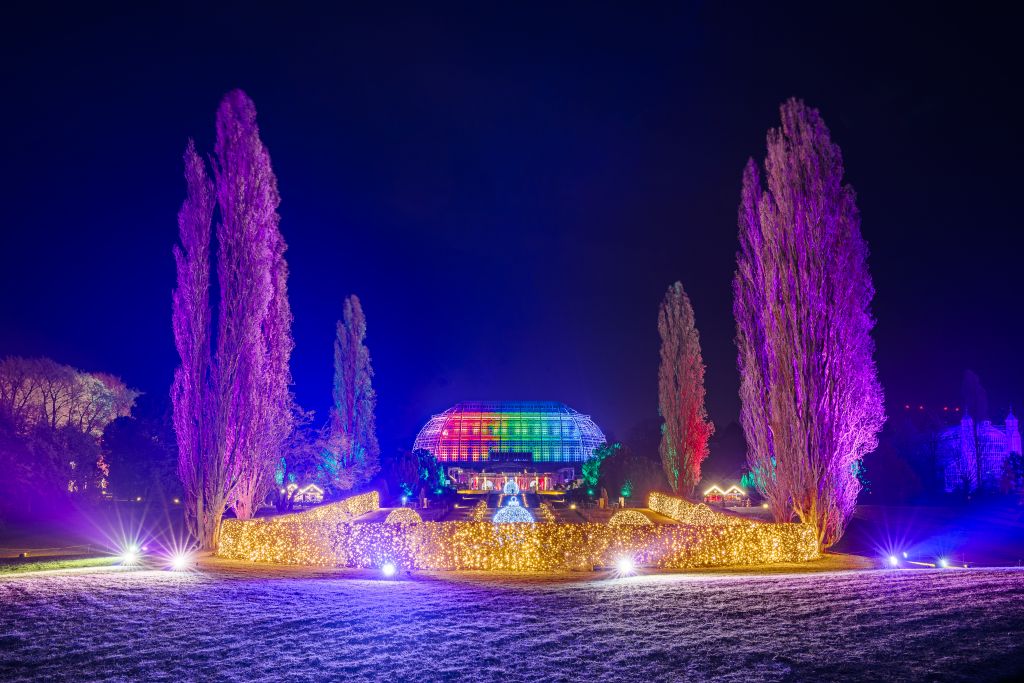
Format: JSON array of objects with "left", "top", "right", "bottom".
[
  {"left": 657, "top": 281, "right": 714, "bottom": 497},
  {"left": 733, "top": 98, "right": 885, "bottom": 550},
  {"left": 213, "top": 90, "right": 294, "bottom": 521},
  {"left": 172, "top": 140, "right": 215, "bottom": 546},
  {"left": 327, "top": 295, "right": 380, "bottom": 490},
  {"left": 172, "top": 90, "right": 294, "bottom": 547}
]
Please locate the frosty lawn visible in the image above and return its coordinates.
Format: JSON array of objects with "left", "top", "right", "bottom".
[
  {"left": 2, "top": 564, "right": 1023, "bottom": 682},
  {"left": 0, "top": 556, "right": 118, "bottom": 575}
]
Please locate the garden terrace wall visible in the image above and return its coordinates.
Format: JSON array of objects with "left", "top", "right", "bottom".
[{"left": 217, "top": 491, "right": 818, "bottom": 570}]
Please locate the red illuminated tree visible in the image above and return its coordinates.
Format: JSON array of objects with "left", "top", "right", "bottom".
[
  {"left": 733, "top": 98, "right": 885, "bottom": 550},
  {"left": 657, "top": 282, "right": 714, "bottom": 497},
  {"left": 326, "top": 295, "right": 380, "bottom": 491},
  {"left": 172, "top": 91, "right": 294, "bottom": 547}
]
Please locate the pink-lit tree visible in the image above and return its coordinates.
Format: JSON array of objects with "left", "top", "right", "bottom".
[
  {"left": 171, "top": 139, "right": 215, "bottom": 546},
  {"left": 172, "top": 91, "right": 294, "bottom": 547},
  {"left": 326, "top": 295, "right": 379, "bottom": 491},
  {"left": 658, "top": 282, "right": 714, "bottom": 497},
  {"left": 212, "top": 91, "right": 294, "bottom": 521},
  {"left": 734, "top": 98, "right": 885, "bottom": 550}
]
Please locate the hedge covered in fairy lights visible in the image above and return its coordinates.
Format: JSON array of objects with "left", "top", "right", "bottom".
[
  {"left": 608, "top": 509, "right": 654, "bottom": 526},
  {"left": 536, "top": 502, "right": 555, "bottom": 523},
  {"left": 300, "top": 490, "right": 380, "bottom": 521},
  {"left": 217, "top": 490, "right": 818, "bottom": 571},
  {"left": 648, "top": 491, "right": 745, "bottom": 526},
  {"left": 384, "top": 507, "right": 423, "bottom": 524},
  {"left": 470, "top": 500, "right": 490, "bottom": 522}
]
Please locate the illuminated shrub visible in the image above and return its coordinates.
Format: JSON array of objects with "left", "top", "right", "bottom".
[
  {"left": 608, "top": 510, "right": 654, "bottom": 526},
  {"left": 536, "top": 503, "right": 556, "bottom": 523},
  {"left": 493, "top": 499, "right": 534, "bottom": 523},
  {"left": 470, "top": 500, "right": 490, "bottom": 521},
  {"left": 384, "top": 507, "right": 423, "bottom": 524}
]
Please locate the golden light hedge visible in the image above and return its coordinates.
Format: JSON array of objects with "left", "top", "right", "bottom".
[
  {"left": 300, "top": 490, "right": 380, "bottom": 522},
  {"left": 217, "top": 491, "right": 380, "bottom": 564},
  {"left": 648, "top": 491, "right": 745, "bottom": 526},
  {"left": 218, "top": 491, "right": 818, "bottom": 571},
  {"left": 536, "top": 502, "right": 556, "bottom": 523},
  {"left": 470, "top": 500, "right": 490, "bottom": 522},
  {"left": 608, "top": 509, "right": 654, "bottom": 526},
  {"left": 384, "top": 507, "right": 423, "bottom": 524}
]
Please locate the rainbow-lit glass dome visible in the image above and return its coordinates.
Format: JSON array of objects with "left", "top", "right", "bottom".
[{"left": 412, "top": 401, "right": 606, "bottom": 464}]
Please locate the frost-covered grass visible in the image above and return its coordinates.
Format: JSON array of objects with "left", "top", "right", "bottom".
[
  {"left": 0, "top": 556, "right": 117, "bottom": 575},
  {"left": 1, "top": 563, "right": 1023, "bottom": 682}
]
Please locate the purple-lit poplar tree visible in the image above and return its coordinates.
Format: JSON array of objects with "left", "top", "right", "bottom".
[
  {"left": 658, "top": 282, "right": 714, "bottom": 497},
  {"left": 172, "top": 91, "right": 294, "bottom": 548},
  {"left": 213, "top": 91, "right": 294, "bottom": 521},
  {"left": 327, "top": 295, "right": 380, "bottom": 491},
  {"left": 172, "top": 140, "right": 215, "bottom": 546},
  {"left": 734, "top": 99, "right": 885, "bottom": 550}
]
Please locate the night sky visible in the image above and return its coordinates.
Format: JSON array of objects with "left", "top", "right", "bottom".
[{"left": 2, "top": 4, "right": 1021, "bottom": 456}]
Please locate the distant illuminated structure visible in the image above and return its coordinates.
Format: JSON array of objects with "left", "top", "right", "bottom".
[
  {"left": 413, "top": 401, "right": 606, "bottom": 491},
  {"left": 702, "top": 485, "right": 750, "bottom": 507},
  {"left": 939, "top": 409, "right": 1022, "bottom": 492},
  {"left": 294, "top": 483, "right": 324, "bottom": 505},
  {"left": 283, "top": 482, "right": 324, "bottom": 506}
]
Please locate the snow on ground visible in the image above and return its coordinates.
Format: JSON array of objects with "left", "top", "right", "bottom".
[{"left": 2, "top": 563, "right": 1024, "bottom": 682}]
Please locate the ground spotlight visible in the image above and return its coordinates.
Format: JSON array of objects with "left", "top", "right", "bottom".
[
  {"left": 888, "top": 555, "right": 899, "bottom": 567},
  {"left": 382, "top": 562, "right": 397, "bottom": 577},
  {"left": 938, "top": 558, "right": 948, "bottom": 568},
  {"left": 616, "top": 556, "right": 636, "bottom": 574},
  {"left": 121, "top": 548, "right": 140, "bottom": 565},
  {"left": 171, "top": 553, "right": 190, "bottom": 571}
]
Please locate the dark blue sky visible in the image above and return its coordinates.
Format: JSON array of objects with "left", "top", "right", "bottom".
[{"left": 2, "top": 3, "right": 1021, "bottom": 455}]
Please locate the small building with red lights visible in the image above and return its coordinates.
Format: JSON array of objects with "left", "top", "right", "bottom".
[{"left": 702, "top": 484, "right": 750, "bottom": 507}]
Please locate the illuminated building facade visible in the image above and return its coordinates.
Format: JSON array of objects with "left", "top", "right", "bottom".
[
  {"left": 413, "top": 401, "right": 606, "bottom": 490},
  {"left": 938, "top": 409, "right": 1022, "bottom": 492},
  {"left": 702, "top": 485, "right": 750, "bottom": 507}
]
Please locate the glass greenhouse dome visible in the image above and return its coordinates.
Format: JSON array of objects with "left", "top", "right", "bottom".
[{"left": 412, "top": 401, "right": 607, "bottom": 464}]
